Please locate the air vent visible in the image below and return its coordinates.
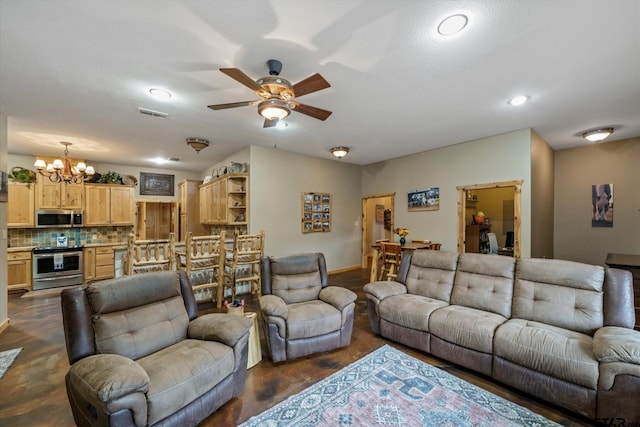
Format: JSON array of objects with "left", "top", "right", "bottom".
[
  {"left": 138, "top": 107, "right": 168, "bottom": 118},
  {"left": 167, "top": 157, "right": 180, "bottom": 162}
]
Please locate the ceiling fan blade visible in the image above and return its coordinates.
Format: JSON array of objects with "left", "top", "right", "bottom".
[
  {"left": 292, "top": 73, "right": 331, "bottom": 98},
  {"left": 220, "top": 68, "right": 264, "bottom": 93},
  {"left": 291, "top": 102, "right": 332, "bottom": 121},
  {"left": 263, "top": 119, "right": 279, "bottom": 128},
  {"left": 208, "top": 100, "right": 258, "bottom": 110}
]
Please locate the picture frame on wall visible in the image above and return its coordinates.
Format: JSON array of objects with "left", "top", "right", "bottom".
[
  {"left": 592, "top": 183, "right": 613, "bottom": 227},
  {"left": 301, "top": 192, "right": 331, "bottom": 233},
  {"left": 408, "top": 187, "right": 439, "bottom": 211},
  {"left": 140, "top": 172, "right": 175, "bottom": 196},
  {"left": 375, "top": 204, "right": 384, "bottom": 222}
]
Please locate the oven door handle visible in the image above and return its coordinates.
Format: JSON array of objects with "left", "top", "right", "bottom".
[{"left": 33, "top": 274, "right": 83, "bottom": 281}]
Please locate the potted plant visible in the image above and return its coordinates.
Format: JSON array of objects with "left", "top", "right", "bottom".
[
  {"left": 97, "top": 171, "right": 123, "bottom": 184},
  {"left": 8, "top": 167, "right": 36, "bottom": 187},
  {"left": 224, "top": 297, "right": 245, "bottom": 315}
]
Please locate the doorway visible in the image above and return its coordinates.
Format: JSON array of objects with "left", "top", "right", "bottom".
[
  {"left": 456, "top": 181, "right": 522, "bottom": 258},
  {"left": 361, "top": 193, "right": 395, "bottom": 268}
]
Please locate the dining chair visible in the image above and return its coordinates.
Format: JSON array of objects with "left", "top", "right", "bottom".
[
  {"left": 379, "top": 242, "right": 402, "bottom": 281},
  {"left": 233, "top": 230, "right": 265, "bottom": 295},
  {"left": 127, "top": 233, "right": 175, "bottom": 275},
  {"left": 429, "top": 243, "right": 442, "bottom": 251},
  {"left": 176, "top": 231, "right": 226, "bottom": 306}
]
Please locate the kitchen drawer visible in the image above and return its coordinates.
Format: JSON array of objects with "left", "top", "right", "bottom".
[
  {"left": 96, "top": 265, "right": 114, "bottom": 278},
  {"left": 8, "top": 251, "right": 31, "bottom": 261}
]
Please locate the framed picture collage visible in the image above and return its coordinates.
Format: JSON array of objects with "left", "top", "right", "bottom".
[{"left": 301, "top": 192, "right": 332, "bottom": 233}]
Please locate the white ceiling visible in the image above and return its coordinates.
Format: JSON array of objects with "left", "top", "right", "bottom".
[{"left": 1, "top": 1, "right": 639, "bottom": 172}]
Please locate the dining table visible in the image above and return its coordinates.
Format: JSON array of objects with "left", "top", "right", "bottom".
[{"left": 369, "top": 241, "right": 432, "bottom": 283}]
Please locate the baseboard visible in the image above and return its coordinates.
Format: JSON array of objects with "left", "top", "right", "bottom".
[
  {"left": 0, "top": 317, "right": 9, "bottom": 334},
  {"left": 328, "top": 265, "right": 362, "bottom": 275}
]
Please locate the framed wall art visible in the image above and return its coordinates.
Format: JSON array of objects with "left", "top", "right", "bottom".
[
  {"left": 408, "top": 187, "right": 439, "bottom": 211},
  {"left": 301, "top": 192, "right": 331, "bottom": 233},
  {"left": 592, "top": 183, "right": 613, "bottom": 227},
  {"left": 140, "top": 172, "right": 175, "bottom": 196}
]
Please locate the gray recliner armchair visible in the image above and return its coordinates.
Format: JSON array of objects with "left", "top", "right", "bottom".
[
  {"left": 259, "top": 253, "right": 357, "bottom": 362},
  {"left": 60, "top": 270, "right": 252, "bottom": 427}
]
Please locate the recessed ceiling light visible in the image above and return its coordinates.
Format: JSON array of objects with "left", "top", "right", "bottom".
[
  {"left": 438, "top": 14, "right": 468, "bottom": 36},
  {"left": 508, "top": 95, "right": 530, "bottom": 106},
  {"left": 149, "top": 88, "right": 172, "bottom": 100},
  {"left": 582, "top": 128, "right": 614, "bottom": 142}
]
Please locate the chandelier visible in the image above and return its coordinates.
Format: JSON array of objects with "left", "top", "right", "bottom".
[{"left": 34, "top": 141, "right": 95, "bottom": 184}]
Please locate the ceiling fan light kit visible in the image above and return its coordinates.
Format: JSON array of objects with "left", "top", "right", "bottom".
[
  {"left": 331, "top": 147, "right": 350, "bottom": 158},
  {"left": 258, "top": 99, "right": 291, "bottom": 120},
  {"left": 582, "top": 128, "right": 614, "bottom": 142},
  {"left": 34, "top": 141, "right": 95, "bottom": 184},
  {"left": 186, "top": 137, "right": 210, "bottom": 153}
]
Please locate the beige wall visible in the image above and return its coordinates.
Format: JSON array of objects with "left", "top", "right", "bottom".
[
  {"left": 554, "top": 137, "right": 640, "bottom": 265},
  {"left": 530, "top": 130, "right": 554, "bottom": 258},
  {"left": 1, "top": 112, "right": 8, "bottom": 329},
  {"left": 249, "top": 145, "right": 363, "bottom": 271},
  {"left": 362, "top": 129, "right": 533, "bottom": 256}
]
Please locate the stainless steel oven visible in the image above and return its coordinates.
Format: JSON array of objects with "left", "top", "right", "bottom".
[{"left": 32, "top": 246, "right": 83, "bottom": 290}]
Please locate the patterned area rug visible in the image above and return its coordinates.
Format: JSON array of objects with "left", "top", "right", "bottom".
[
  {"left": 241, "top": 345, "right": 559, "bottom": 426},
  {"left": 0, "top": 348, "right": 22, "bottom": 380}
]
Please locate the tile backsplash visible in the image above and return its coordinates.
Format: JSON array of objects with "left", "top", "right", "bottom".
[{"left": 8, "top": 226, "right": 134, "bottom": 248}]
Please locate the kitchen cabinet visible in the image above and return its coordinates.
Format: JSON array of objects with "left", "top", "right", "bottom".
[
  {"left": 178, "top": 179, "right": 208, "bottom": 241},
  {"left": 84, "top": 246, "right": 114, "bottom": 284},
  {"left": 199, "top": 173, "right": 248, "bottom": 225},
  {"left": 84, "top": 184, "right": 135, "bottom": 226},
  {"left": 136, "top": 201, "right": 178, "bottom": 240},
  {"left": 465, "top": 224, "right": 491, "bottom": 254},
  {"left": 36, "top": 181, "right": 83, "bottom": 209},
  {"left": 8, "top": 251, "right": 32, "bottom": 292},
  {"left": 8, "top": 183, "right": 35, "bottom": 227}
]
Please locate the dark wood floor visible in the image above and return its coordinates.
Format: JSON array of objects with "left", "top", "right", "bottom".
[{"left": 0, "top": 269, "right": 595, "bottom": 426}]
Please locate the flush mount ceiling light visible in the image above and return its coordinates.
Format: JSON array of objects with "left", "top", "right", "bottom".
[
  {"left": 149, "top": 88, "right": 172, "bottom": 100},
  {"left": 186, "top": 137, "right": 210, "bottom": 153},
  {"left": 582, "top": 128, "right": 614, "bottom": 142},
  {"left": 258, "top": 98, "right": 291, "bottom": 121},
  {"left": 438, "top": 14, "right": 468, "bottom": 36},
  {"left": 34, "top": 141, "right": 95, "bottom": 184},
  {"left": 330, "top": 147, "right": 350, "bottom": 158},
  {"left": 508, "top": 95, "right": 530, "bottom": 106}
]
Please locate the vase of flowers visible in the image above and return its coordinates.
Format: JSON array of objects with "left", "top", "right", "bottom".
[{"left": 394, "top": 227, "right": 409, "bottom": 246}]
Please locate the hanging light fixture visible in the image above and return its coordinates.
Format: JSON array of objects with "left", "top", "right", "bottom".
[
  {"left": 582, "top": 128, "right": 614, "bottom": 142},
  {"left": 258, "top": 99, "right": 290, "bottom": 120},
  {"left": 330, "top": 147, "right": 350, "bottom": 158},
  {"left": 186, "top": 137, "right": 210, "bottom": 153},
  {"left": 34, "top": 141, "right": 95, "bottom": 184}
]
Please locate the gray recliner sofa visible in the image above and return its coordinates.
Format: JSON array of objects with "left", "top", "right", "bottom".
[
  {"left": 60, "top": 270, "right": 253, "bottom": 427},
  {"left": 364, "top": 250, "right": 640, "bottom": 423}
]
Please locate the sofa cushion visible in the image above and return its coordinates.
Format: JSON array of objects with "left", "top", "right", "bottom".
[
  {"left": 404, "top": 250, "right": 458, "bottom": 302},
  {"left": 429, "top": 305, "right": 508, "bottom": 354},
  {"left": 286, "top": 300, "right": 341, "bottom": 340},
  {"left": 270, "top": 254, "right": 323, "bottom": 304},
  {"left": 451, "top": 253, "right": 515, "bottom": 318},
  {"left": 378, "top": 294, "right": 448, "bottom": 331},
  {"left": 514, "top": 258, "right": 604, "bottom": 335},
  {"left": 494, "top": 319, "right": 599, "bottom": 389},
  {"left": 138, "top": 339, "right": 234, "bottom": 425}
]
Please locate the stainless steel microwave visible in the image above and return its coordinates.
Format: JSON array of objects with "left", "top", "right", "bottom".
[{"left": 36, "top": 209, "right": 84, "bottom": 228}]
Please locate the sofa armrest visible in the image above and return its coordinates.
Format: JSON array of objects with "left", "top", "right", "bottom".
[
  {"left": 188, "top": 313, "right": 252, "bottom": 347},
  {"left": 68, "top": 354, "right": 150, "bottom": 426},
  {"left": 363, "top": 281, "right": 407, "bottom": 302},
  {"left": 593, "top": 326, "right": 640, "bottom": 364},
  {"left": 259, "top": 294, "right": 289, "bottom": 319},
  {"left": 319, "top": 286, "right": 357, "bottom": 310}
]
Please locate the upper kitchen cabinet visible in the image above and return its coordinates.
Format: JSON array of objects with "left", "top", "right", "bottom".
[
  {"left": 8, "top": 183, "right": 35, "bottom": 227},
  {"left": 36, "top": 181, "right": 83, "bottom": 209},
  {"left": 136, "top": 201, "right": 178, "bottom": 240},
  {"left": 199, "top": 173, "right": 248, "bottom": 225},
  {"left": 84, "top": 184, "right": 135, "bottom": 226}
]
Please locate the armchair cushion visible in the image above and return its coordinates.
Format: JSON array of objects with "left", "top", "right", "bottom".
[
  {"left": 188, "top": 313, "right": 253, "bottom": 347},
  {"left": 259, "top": 294, "right": 289, "bottom": 319},
  {"left": 287, "top": 300, "right": 342, "bottom": 340},
  {"left": 593, "top": 326, "right": 640, "bottom": 364},
  {"left": 319, "top": 286, "right": 357, "bottom": 310}
]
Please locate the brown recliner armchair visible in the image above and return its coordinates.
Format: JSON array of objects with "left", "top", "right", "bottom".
[
  {"left": 60, "top": 270, "right": 252, "bottom": 427},
  {"left": 259, "top": 253, "right": 357, "bottom": 362}
]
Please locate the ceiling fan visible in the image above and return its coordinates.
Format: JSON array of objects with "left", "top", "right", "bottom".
[{"left": 208, "top": 59, "right": 332, "bottom": 128}]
